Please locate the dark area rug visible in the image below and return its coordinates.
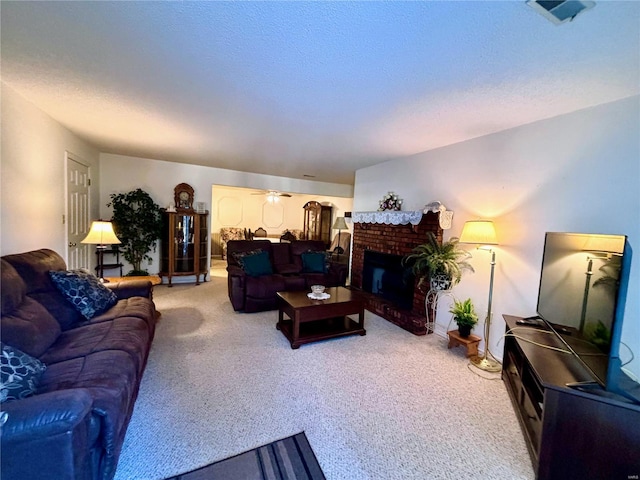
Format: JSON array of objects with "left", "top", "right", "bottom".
[{"left": 165, "top": 432, "right": 326, "bottom": 480}]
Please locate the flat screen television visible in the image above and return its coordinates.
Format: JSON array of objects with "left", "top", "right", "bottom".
[{"left": 536, "top": 232, "right": 638, "bottom": 403}]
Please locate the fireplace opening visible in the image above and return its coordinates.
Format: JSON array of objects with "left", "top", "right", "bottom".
[{"left": 362, "top": 250, "right": 415, "bottom": 311}]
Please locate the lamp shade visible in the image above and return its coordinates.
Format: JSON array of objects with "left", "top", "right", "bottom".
[
  {"left": 81, "top": 221, "right": 121, "bottom": 245},
  {"left": 332, "top": 217, "right": 348, "bottom": 230},
  {"left": 459, "top": 220, "right": 498, "bottom": 246}
]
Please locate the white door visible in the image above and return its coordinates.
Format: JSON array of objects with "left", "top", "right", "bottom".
[{"left": 66, "top": 154, "right": 90, "bottom": 270}]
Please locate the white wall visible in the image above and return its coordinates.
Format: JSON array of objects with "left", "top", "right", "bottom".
[
  {"left": 354, "top": 96, "right": 640, "bottom": 380},
  {"left": 99, "top": 154, "right": 354, "bottom": 276},
  {"left": 1, "top": 83, "right": 101, "bottom": 257}
]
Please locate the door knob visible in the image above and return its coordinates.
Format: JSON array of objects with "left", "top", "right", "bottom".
[{"left": 68, "top": 242, "right": 77, "bottom": 247}]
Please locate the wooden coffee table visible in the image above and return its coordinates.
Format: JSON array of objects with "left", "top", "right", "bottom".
[{"left": 276, "top": 286, "right": 366, "bottom": 349}]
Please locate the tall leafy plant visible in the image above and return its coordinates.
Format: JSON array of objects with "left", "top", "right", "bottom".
[
  {"left": 108, "top": 188, "right": 162, "bottom": 275},
  {"left": 402, "top": 232, "right": 474, "bottom": 289}
]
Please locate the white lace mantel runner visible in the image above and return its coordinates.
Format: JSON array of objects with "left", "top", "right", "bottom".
[
  {"left": 352, "top": 210, "right": 423, "bottom": 226},
  {"left": 352, "top": 201, "right": 453, "bottom": 229}
]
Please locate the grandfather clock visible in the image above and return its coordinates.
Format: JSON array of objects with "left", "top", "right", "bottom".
[{"left": 303, "top": 201, "right": 332, "bottom": 248}]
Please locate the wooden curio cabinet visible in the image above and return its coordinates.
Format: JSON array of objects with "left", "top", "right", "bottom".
[
  {"left": 303, "top": 201, "right": 332, "bottom": 248},
  {"left": 160, "top": 210, "right": 209, "bottom": 286}
]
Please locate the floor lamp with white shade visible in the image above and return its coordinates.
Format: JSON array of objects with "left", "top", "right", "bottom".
[
  {"left": 459, "top": 220, "right": 502, "bottom": 373},
  {"left": 331, "top": 217, "right": 348, "bottom": 261}
]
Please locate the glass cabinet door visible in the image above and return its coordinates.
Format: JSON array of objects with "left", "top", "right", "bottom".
[{"left": 175, "top": 214, "right": 195, "bottom": 272}]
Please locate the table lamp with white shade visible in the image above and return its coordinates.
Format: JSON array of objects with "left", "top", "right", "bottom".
[{"left": 82, "top": 220, "right": 121, "bottom": 281}]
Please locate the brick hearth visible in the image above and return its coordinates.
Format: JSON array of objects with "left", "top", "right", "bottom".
[{"left": 351, "top": 211, "right": 443, "bottom": 335}]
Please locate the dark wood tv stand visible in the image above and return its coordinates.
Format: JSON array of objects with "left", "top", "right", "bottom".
[{"left": 502, "top": 315, "right": 640, "bottom": 479}]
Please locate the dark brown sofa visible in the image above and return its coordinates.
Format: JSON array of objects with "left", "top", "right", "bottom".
[
  {"left": 0, "top": 249, "right": 156, "bottom": 480},
  {"left": 226, "top": 239, "right": 348, "bottom": 312}
]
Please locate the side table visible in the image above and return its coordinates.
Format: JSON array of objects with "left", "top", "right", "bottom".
[
  {"left": 104, "top": 275, "right": 162, "bottom": 286},
  {"left": 104, "top": 275, "right": 162, "bottom": 318},
  {"left": 447, "top": 330, "right": 481, "bottom": 357}
]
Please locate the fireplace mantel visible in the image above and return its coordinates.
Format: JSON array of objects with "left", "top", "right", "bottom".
[
  {"left": 352, "top": 211, "right": 423, "bottom": 225},
  {"left": 352, "top": 202, "right": 453, "bottom": 229},
  {"left": 350, "top": 211, "right": 443, "bottom": 335}
]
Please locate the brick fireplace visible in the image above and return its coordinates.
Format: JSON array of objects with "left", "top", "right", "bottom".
[{"left": 350, "top": 211, "right": 443, "bottom": 335}]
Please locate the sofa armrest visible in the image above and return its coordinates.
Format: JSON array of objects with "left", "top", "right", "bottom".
[
  {"left": 106, "top": 280, "right": 153, "bottom": 300},
  {"left": 226, "top": 265, "right": 245, "bottom": 277},
  {"left": 1, "top": 389, "right": 93, "bottom": 442},
  {"left": 1, "top": 390, "right": 95, "bottom": 480},
  {"left": 227, "top": 267, "right": 247, "bottom": 311}
]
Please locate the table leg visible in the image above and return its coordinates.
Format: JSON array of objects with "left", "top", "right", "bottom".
[
  {"left": 277, "top": 308, "right": 283, "bottom": 330},
  {"left": 292, "top": 312, "right": 300, "bottom": 349}
]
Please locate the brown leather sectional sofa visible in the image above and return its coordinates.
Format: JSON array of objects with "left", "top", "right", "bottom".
[
  {"left": 0, "top": 249, "right": 156, "bottom": 480},
  {"left": 226, "top": 239, "right": 348, "bottom": 313}
]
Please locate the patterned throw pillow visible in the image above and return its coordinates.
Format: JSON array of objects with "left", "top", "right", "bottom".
[
  {"left": 49, "top": 269, "right": 118, "bottom": 319},
  {"left": 0, "top": 343, "right": 46, "bottom": 403}
]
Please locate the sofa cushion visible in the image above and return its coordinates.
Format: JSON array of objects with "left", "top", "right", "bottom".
[
  {"left": 90, "top": 297, "right": 156, "bottom": 333},
  {"left": 270, "top": 243, "right": 300, "bottom": 275},
  {"left": 40, "top": 316, "right": 151, "bottom": 376},
  {"left": 0, "top": 260, "right": 27, "bottom": 315},
  {"left": 301, "top": 252, "right": 328, "bottom": 273},
  {"left": 49, "top": 270, "right": 118, "bottom": 320},
  {"left": 1, "top": 297, "right": 62, "bottom": 358},
  {"left": 0, "top": 343, "right": 47, "bottom": 403},
  {"left": 283, "top": 276, "right": 306, "bottom": 291},
  {"left": 275, "top": 264, "right": 301, "bottom": 275},
  {"left": 3, "top": 249, "right": 85, "bottom": 330},
  {"left": 245, "top": 275, "right": 286, "bottom": 298}
]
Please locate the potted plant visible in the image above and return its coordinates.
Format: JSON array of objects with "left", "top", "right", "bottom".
[
  {"left": 108, "top": 188, "right": 162, "bottom": 276},
  {"left": 449, "top": 298, "right": 478, "bottom": 337},
  {"left": 402, "top": 232, "right": 474, "bottom": 291}
]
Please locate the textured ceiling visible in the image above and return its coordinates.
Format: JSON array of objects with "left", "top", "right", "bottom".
[{"left": 2, "top": 1, "right": 639, "bottom": 185}]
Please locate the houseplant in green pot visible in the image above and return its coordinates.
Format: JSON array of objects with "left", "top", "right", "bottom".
[
  {"left": 449, "top": 298, "right": 478, "bottom": 337},
  {"left": 402, "top": 232, "right": 474, "bottom": 291},
  {"left": 108, "top": 188, "right": 162, "bottom": 276}
]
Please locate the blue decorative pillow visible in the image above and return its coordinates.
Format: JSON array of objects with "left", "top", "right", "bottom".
[
  {"left": 232, "top": 249, "right": 263, "bottom": 267},
  {"left": 49, "top": 269, "right": 118, "bottom": 319},
  {"left": 301, "top": 252, "right": 328, "bottom": 273},
  {"left": 0, "top": 343, "right": 46, "bottom": 403},
  {"left": 241, "top": 251, "right": 273, "bottom": 277}
]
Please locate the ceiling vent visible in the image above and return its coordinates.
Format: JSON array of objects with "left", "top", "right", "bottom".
[{"left": 526, "top": 1, "right": 595, "bottom": 25}]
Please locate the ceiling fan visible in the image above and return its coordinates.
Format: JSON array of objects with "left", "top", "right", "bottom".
[{"left": 251, "top": 190, "right": 292, "bottom": 202}]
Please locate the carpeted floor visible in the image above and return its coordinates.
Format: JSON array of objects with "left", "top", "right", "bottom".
[
  {"left": 165, "top": 432, "right": 325, "bottom": 480},
  {"left": 114, "top": 262, "right": 534, "bottom": 480}
]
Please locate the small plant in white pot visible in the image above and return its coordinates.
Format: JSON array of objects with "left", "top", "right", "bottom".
[{"left": 449, "top": 298, "right": 478, "bottom": 337}]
